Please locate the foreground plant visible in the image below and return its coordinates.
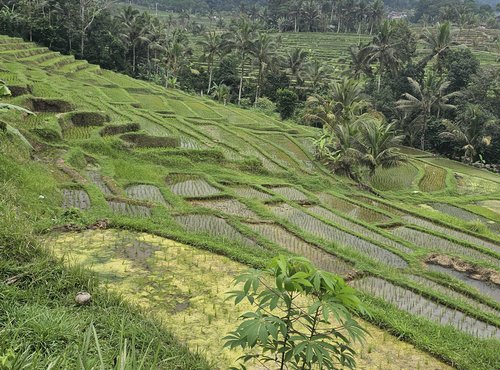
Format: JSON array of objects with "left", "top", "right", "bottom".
[{"left": 224, "top": 256, "right": 367, "bottom": 370}]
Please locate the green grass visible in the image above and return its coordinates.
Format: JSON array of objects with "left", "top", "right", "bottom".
[{"left": 1, "top": 34, "right": 500, "bottom": 370}]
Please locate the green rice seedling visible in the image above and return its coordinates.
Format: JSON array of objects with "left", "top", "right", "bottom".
[
  {"left": 87, "top": 171, "right": 113, "bottom": 195},
  {"left": 269, "top": 186, "right": 309, "bottom": 201},
  {"left": 189, "top": 198, "right": 258, "bottom": 219},
  {"left": 231, "top": 186, "right": 273, "bottom": 200},
  {"left": 419, "top": 164, "right": 447, "bottom": 192},
  {"left": 391, "top": 226, "right": 498, "bottom": 264},
  {"left": 318, "top": 193, "right": 391, "bottom": 223},
  {"left": 167, "top": 175, "right": 220, "bottom": 197},
  {"left": 179, "top": 136, "right": 201, "bottom": 149},
  {"left": 352, "top": 195, "right": 406, "bottom": 216},
  {"left": 424, "top": 157, "right": 500, "bottom": 184},
  {"left": 477, "top": 200, "right": 500, "bottom": 215},
  {"left": 406, "top": 274, "right": 499, "bottom": 316},
  {"left": 269, "top": 204, "right": 407, "bottom": 268},
  {"left": 125, "top": 184, "right": 168, "bottom": 206},
  {"left": 168, "top": 99, "right": 197, "bottom": 117},
  {"left": 402, "top": 215, "right": 500, "bottom": 254},
  {"left": 455, "top": 175, "right": 500, "bottom": 195},
  {"left": 62, "top": 125, "right": 94, "bottom": 140},
  {"left": 429, "top": 203, "right": 499, "bottom": 234},
  {"left": 306, "top": 205, "right": 412, "bottom": 254},
  {"left": 370, "top": 163, "right": 419, "bottom": 191},
  {"left": 427, "top": 264, "right": 500, "bottom": 304},
  {"left": 352, "top": 277, "right": 499, "bottom": 339},
  {"left": 61, "top": 189, "right": 91, "bottom": 210},
  {"left": 247, "top": 223, "right": 354, "bottom": 277},
  {"left": 108, "top": 200, "right": 151, "bottom": 217},
  {"left": 174, "top": 214, "right": 257, "bottom": 248}
]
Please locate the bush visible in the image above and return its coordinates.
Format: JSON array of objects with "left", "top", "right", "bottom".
[
  {"left": 276, "top": 88, "right": 298, "bottom": 120},
  {"left": 120, "top": 133, "right": 180, "bottom": 148},
  {"left": 255, "top": 97, "right": 276, "bottom": 115},
  {"left": 100, "top": 123, "right": 140, "bottom": 136},
  {"left": 68, "top": 112, "right": 111, "bottom": 127}
]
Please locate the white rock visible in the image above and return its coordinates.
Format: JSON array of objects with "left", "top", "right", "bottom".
[{"left": 75, "top": 291, "right": 92, "bottom": 305}]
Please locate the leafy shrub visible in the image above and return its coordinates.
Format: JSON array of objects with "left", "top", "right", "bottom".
[
  {"left": 100, "top": 123, "right": 140, "bottom": 136},
  {"left": 120, "top": 133, "right": 180, "bottom": 148},
  {"left": 276, "top": 88, "right": 298, "bottom": 120}
]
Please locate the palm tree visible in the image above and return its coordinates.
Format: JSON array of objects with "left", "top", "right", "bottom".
[
  {"left": 362, "top": 20, "right": 401, "bottom": 92},
  {"left": 348, "top": 45, "right": 372, "bottom": 79},
  {"left": 420, "top": 21, "right": 453, "bottom": 71},
  {"left": 285, "top": 47, "right": 309, "bottom": 88},
  {"left": 118, "top": 7, "right": 150, "bottom": 74},
  {"left": 252, "top": 32, "right": 279, "bottom": 104},
  {"left": 223, "top": 18, "right": 256, "bottom": 105},
  {"left": 368, "top": 0, "right": 384, "bottom": 35},
  {"left": 211, "top": 83, "right": 231, "bottom": 105},
  {"left": 304, "top": 59, "right": 332, "bottom": 92},
  {"left": 358, "top": 117, "right": 407, "bottom": 176},
  {"left": 163, "top": 29, "right": 192, "bottom": 87},
  {"left": 438, "top": 104, "right": 494, "bottom": 163},
  {"left": 198, "top": 31, "right": 223, "bottom": 94},
  {"left": 304, "top": 77, "right": 368, "bottom": 129},
  {"left": 396, "top": 72, "right": 460, "bottom": 150}
]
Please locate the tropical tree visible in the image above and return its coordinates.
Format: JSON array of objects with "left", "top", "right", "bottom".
[
  {"left": 118, "top": 6, "right": 150, "bottom": 74},
  {"left": 198, "top": 31, "right": 223, "bottom": 94},
  {"left": 225, "top": 256, "right": 367, "bottom": 370},
  {"left": 162, "top": 29, "right": 192, "bottom": 87},
  {"left": 304, "top": 59, "right": 332, "bottom": 92},
  {"left": 368, "top": 0, "right": 384, "bottom": 34},
  {"left": 439, "top": 104, "right": 494, "bottom": 163},
  {"left": 252, "top": 32, "right": 279, "bottom": 105},
  {"left": 362, "top": 20, "right": 401, "bottom": 92},
  {"left": 420, "top": 21, "right": 453, "bottom": 71},
  {"left": 357, "top": 117, "right": 407, "bottom": 176},
  {"left": 348, "top": 45, "right": 372, "bottom": 79},
  {"left": 285, "top": 47, "right": 309, "bottom": 88},
  {"left": 211, "top": 83, "right": 230, "bottom": 105},
  {"left": 223, "top": 18, "right": 256, "bottom": 105},
  {"left": 396, "top": 72, "right": 460, "bottom": 150}
]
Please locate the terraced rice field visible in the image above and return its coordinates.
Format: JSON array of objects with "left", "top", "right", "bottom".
[
  {"left": 418, "top": 163, "right": 447, "bottom": 192},
  {"left": 352, "top": 277, "right": 499, "bottom": 339},
  {"left": 269, "top": 203, "right": 408, "bottom": 268},
  {"left": 429, "top": 203, "right": 499, "bottom": 233},
  {"left": 189, "top": 198, "right": 258, "bottom": 219},
  {"left": 318, "top": 193, "right": 390, "bottom": 223},
  {"left": 61, "top": 189, "right": 91, "bottom": 210},
  {"left": 87, "top": 171, "right": 113, "bottom": 195},
  {"left": 406, "top": 274, "right": 499, "bottom": 316},
  {"left": 125, "top": 184, "right": 168, "bottom": 205},
  {"left": 174, "top": 214, "right": 258, "bottom": 248},
  {"left": 478, "top": 200, "right": 500, "bottom": 215},
  {"left": 231, "top": 186, "right": 273, "bottom": 200},
  {"left": 107, "top": 200, "right": 151, "bottom": 217},
  {"left": 402, "top": 215, "right": 500, "bottom": 254},
  {"left": 391, "top": 226, "right": 498, "bottom": 264},
  {"left": 427, "top": 264, "right": 500, "bottom": 303},
  {"left": 305, "top": 205, "right": 412, "bottom": 254},
  {"left": 167, "top": 176, "right": 221, "bottom": 197},
  {"left": 371, "top": 163, "right": 419, "bottom": 191},
  {"left": 269, "top": 186, "right": 309, "bottom": 201},
  {"left": 247, "top": 223, "right": 354, "bottom": 277}
]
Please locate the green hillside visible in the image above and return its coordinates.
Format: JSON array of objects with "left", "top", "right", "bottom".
[{"left": 1, "top": 35, "right": 499, "bottom": 369}]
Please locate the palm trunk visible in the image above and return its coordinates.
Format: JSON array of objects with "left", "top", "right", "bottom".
[
  {"left": 207, "top": 59, "right": 213, "bottom": 95},
  {"left": 255, "top": 65, "right": 262, "bottom": 107},
  {"left": 238, "top": 61, "right": 245, "bottom": 106},
  {"left": 132, "top": 44, "right": 136, "bottom": 74}
]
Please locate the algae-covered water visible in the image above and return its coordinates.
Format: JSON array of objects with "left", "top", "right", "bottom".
[{"left": 45, "top": 229, "right": 451, "bottom": 369}]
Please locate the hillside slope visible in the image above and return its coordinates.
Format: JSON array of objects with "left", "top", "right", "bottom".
[{"left": 1, "top": 35, "right": 499, "bottom": 369}]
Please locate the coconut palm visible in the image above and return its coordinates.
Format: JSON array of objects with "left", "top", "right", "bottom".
[
  {"left": 198, "top": 31, "right": 223, "bottom": 94},
  {"left": 285, "top": 47, "right": 309, "bottom": 88},
  {"left": 304, "top": 77, "right": 367, "bottom": 128},
  {"left": 357, "top": 117, "right": 407, "bottom": 176},
  {"left": 362, "top": 20, "right": 401, "bottom": 92},
  {"left": 348, "top": 45, "right": 372, "bottom": 79},
  {"left": 368, "top": 0, "right": 384, "bottom": 34},
  {"left": 420, "top": 21, "right": 453, "bottom": 71},
  {"left": 211, "top": 83, "right": 231, "bottom": 105},
  {"left": 439, "top": 104, "right": 494, "bottom": 163},
  {"left": 118, "top": 7, "right": 150, "bottom": 74},
  {"left": 396, "top": 72, "right": 460, "bottom": 150},
  {"left": 304, "top": 59, "right": 332, "bottom": 92},
  {"left": 223, "top": 18, "right": 256, "bottom": 105},
  {"left": 252, "top": 32, "right": 280, "bottom": 104}
]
